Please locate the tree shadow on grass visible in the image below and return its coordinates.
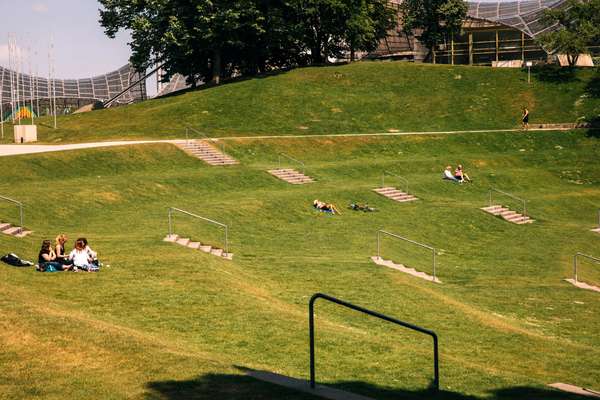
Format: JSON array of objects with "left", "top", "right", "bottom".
[
  {"left": 532, "top": 65, "right": 578, "bottom": 83},
  {"left": 144, "top": 369, "right": 587, "bottom": 400}
]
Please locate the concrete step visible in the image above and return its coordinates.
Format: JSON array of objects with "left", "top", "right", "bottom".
[
  {"left": 3, "top": 227, "right": 24, "bottom": 236},
  {"left": 0, "top": 223, "right": 12, "bottom": 232},
  {"left": 373, "top": 187, "right": 418, "bottom": 202},
  {"left": 268, "top": 169, "right": 314, "bottom": 184},
  {"left": 163, "top": 234, "right": 179, "bottom": 242},
  {"left": 371, "top": 256, "right": 441, "bottom": 284},
  {"left": 211, "top": 248, "right": 223, "bottom": 257},
  {"left": 176, "top": 237, "right": 190, "bottom": 246},
  {"left": 188, "top": 241, "right": 201, "bottom": 250},
  {"left": 13, "top": 230, "right": 32, "bottom": 238},
  {"left": 199, "top": 245, "right": 212, "bottom": 253},
  {"left": 222, "top": 252, "right": 234, "bottom": 260},
  {"left": 592, "top": 227, "right": 600, "bottom": 233},
  {"left": 482, "top": 206, "right": 534, "bottom": 224},
  {"left": 176, "top": 141, "right": 239, "bottom": 166}
]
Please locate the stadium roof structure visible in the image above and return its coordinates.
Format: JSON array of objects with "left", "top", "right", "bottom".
[
  {"left": 466, "top": 0, "right": 564, "bottom": 37},
  {"left": 0, "top": 64, "right": 146, "bottom": 110},
  {"left": 388, "top": 0, "right": 563, "bottom": 38}
]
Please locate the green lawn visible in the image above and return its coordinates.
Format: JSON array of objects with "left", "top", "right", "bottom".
[
  {"left": 0, "top": 129, "right": 598, "bottom": 399},
  {"left": 1, "top": 62, "right": 598, "bottom": 144}
]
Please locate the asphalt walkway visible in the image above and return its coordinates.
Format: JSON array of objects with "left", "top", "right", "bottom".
[{"left": 0, "top": 126, "right": 575, "bottom": 157}]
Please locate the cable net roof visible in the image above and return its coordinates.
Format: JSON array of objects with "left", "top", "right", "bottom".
[
  {"left": 467, "top": 0, "right": 565, "bottom": 37},
  {"left": 0, "top": 64, "right": 146, "bottom": 107},
  {"left": 388, "top": 0, "right": 563, "bottom": 38}
]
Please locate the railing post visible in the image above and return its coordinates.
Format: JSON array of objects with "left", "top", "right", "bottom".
[
  {"left": 225, "top": 225, "right": 229, "bottom": 255},
  {"left": 381, "top": 173, "right": 385, "bottom": 189},
  {"left": 432, "top": 335, "right": 440, "bottom": 390},
  {"left": 377, "top": 231, "right": 381, "bottom": 258},
  {"left": 523, "top": 200, "right": 527, "bottom": 217},
  {"left": 185, "top": 127, "right": 189, "bottom": 144},
  {"left": 489, "top": 189, "right": 492, "bottom": 207},
  {"left": 574, "top": 254, "right": 578, "bottom": 283},
  {"left": 18, "top": 203, "right": 23, "bottom": 234},
  {"left": 432, "top": 248, "right": 436, "bottom": 281},
  {"left": 168, "top": 208, "right": 173, "bottom": 237},
  {"left": 278, "top": 154, "right": 282, "bottom": 170},
  {"left": 309, "top": 296, "right": 316, "bottom": 389}
]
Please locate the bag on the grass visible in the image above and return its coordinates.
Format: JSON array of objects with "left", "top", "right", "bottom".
[{"left": 1, "top": 253, "right": 33, "bottom": 267}]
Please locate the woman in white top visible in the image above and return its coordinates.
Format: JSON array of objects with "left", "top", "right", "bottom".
[{"left": 69, "top": 239, "right": 98, "bottom": 272}]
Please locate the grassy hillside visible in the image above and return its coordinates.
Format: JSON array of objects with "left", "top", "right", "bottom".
[
  {"left": 0, "top": 130, "right": 598, "bottom": 399},
  {"left": 2, "top": 62, "right": 598, "bottom": 143}
]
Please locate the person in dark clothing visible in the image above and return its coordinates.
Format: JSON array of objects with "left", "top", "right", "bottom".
[
  {"left": 522, "top": 107, "right": 529, "bottom": 130},
  {"left": 38, "top": 240, "right": 70, "bottom": 272}
]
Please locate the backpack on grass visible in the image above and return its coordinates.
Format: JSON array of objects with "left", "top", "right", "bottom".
[{"left": 1, "top": 253, "right": 34, "bottom": 267}]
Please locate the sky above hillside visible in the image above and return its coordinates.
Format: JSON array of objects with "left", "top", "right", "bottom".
[{"left": 0, "top": 1, "right": 132, "bottom": 79}]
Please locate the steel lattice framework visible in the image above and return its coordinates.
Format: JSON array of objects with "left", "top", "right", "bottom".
[{"left": 0, "top": 64, "right": 147, "bottom": 115}]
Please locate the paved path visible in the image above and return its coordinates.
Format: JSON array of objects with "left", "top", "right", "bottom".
[{"left": 0, "top": 126, "right": 576, "bottom": 157}]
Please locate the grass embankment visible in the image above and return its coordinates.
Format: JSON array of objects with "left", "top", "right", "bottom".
[
  {"left": 2, "top": 62, "right": 598, "bottom": 144},
  {"left": 0, "top": 130, "right": 598, "bottom": 399}
]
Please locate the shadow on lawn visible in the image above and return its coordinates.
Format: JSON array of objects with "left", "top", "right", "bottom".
[{"left": 145, "top": 370, "right": 586, "bottom": 400}]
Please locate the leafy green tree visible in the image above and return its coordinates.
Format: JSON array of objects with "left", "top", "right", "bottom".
[
  {"left": 400, "top": 0, "right": 467, "bottom": 61},
  {"left": 344, "top": 0, "right": 396, "bottom": 61},
  {"left": 538, "top": 0, "right": 600, "bottom": 67}
]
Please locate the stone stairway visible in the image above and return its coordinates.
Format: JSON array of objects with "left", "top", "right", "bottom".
[
  {"left": 592, "top": 227, "right": 600, "bottom": 234},
  {"left": 0, "top": 222, "right": 32, "bottom": 238},
  {"left": 481, "top": 205, "right": 534, "bottom": 224},
  {"left": 163, "top": 234, "right": 233, "bottom": 260},
  {"left": 372, "top": 187, "right": 418, "bottom": 202},
  {"left": 267, "top": 168, "right": 314, "bottom": 184},
  {"left": 176, "top": 140, "right": 239, "bottom": 166},
  {"left": 371, "top": 256, "right": 441, "bottom": 283}
]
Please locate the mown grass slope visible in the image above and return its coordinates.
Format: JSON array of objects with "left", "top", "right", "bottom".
[
  {"left": 2, "top": 62, "right": 598, "bottom": 143},
  {"left": 0, "top": 130, "right": 598, "bottom": 399}
]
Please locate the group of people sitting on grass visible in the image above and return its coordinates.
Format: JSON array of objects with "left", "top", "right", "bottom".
[
  {"left": 443, "top": 164, "right": 472, "bottom": 183},
  {"left": 37, "top": 234, "right": 101, "bottom": 272}
]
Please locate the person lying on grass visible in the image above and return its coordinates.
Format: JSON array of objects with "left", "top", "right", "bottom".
[
  {"left": 349, "top": 203, "right": 377, "bottom": 212},
  {"left": 69, "top": 239, "right": 99, "bottom": 272},
  {"left": 313, "top": 199, "right": 341, "bottom": 215},
  {"left": 37, "top": 240, "right": 71, "bottom": 272}
]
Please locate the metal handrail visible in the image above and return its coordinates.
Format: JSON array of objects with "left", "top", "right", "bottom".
[
  {"left": 168, "top": 207, "right": 229, "bottom": 254},
  {"left": 278, "top": 153, "right": 305, "bottom": 175},
  {"left": 382, "top": 171, "right": 409, "bottom": 193},
  {"left": 309, "top": 293, "right": 439, "bottom": 391},
  {"left": 185, "top": 125, "right": 225, "bottom": 154},
  {"left": 0, "top": 194, "right": 23, "bottom": 234},
  {"left": 573, "top": 252, "right": 600, "bottom": 283},
  {"left": 377, "top": 230, "right": 437, "bottom": 281},
  {"left": 489, "top": 188, "right": 527, "bottom": 217}
]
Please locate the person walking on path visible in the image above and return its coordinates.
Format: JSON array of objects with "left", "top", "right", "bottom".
[{"left": 522, "top": 107, "right": 530, "bottom": 130}]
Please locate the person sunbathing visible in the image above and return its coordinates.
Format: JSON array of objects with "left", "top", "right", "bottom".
[
  {"left": 313, "top": 199, "right": 341, "bottom": 215},
  {"left": 349, "top": 203, "right": 377, "bottom": 212},
  {"left": 38, "top": 240, "right": 70, "bottom": 272}
]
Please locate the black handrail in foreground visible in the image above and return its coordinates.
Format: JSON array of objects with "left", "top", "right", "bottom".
[{"left": 309, "top": 293, "right": 440, "bottom": 391}]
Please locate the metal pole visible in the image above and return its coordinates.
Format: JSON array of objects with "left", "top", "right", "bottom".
[
  {"left": 432, "top": 249, "right": 436, "bottom": 281},
  {"left": 573, "top": 254, "right": 578, "bottom": 283},
  {"left": 224, "top": 226, "right": 228, "bottom": 254},
  {"left": 381, "top": 173, "right": 385, "bottom": 188},
  {"left": 168, "top": 208, "right": 173, "bottom": 236},
  {"left": 18, "top": 203, "right": 23, "bottom": 234},
  {"left": 523, "top": 200, "right": 527, "bottom": 217},
  {"left": 309, "top": 298, "right": 316, "bottom": 389},
  {"left": 185, "top": 127, "right": 189, "bottom": 144},
  {"left": 489, "top": 190, "right": 492, "bottom": 207},
  {"left": 278, "top": 154, "right": 281, "bottom": 170},
  {"left": 432, "top": 335, "right": 440, "bottom": 390}
]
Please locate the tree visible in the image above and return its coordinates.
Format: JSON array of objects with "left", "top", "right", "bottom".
[
  {"left": 538, "top": 0, "right": 600, "bottom": 67},
  {"left": 400, "top": 0, "right": 467, "bottom": 61},
  {"left": 98, "top": 0, "right": 397, "bottom": 83},
  {"left": 344, "top": 0, "right": 396, "bottom": 61}
]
